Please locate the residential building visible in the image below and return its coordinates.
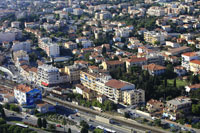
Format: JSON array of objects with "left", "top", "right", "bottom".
[
  {"left": 144, "top": 31, "right": 165, "bottom": 45},
  {"left": 12, "top": 41, "right": 31, "bottom": 52},
  {"left": 185, "top": 83, "right": 200, "bottom": 93},
  {"left": 0, "top": 31, "right": 16, "bottom": 43},
  {"left": 14, "top": 84, "right": 42, "bottom": 105},
  {"left": 189, "top": 60, "right": 200, "bottom": 73},
  {"left": 39, "top": 37, "right": 60, "bottom": 57},
  {"left": 80, "top": 70, "right": 112, "bottom": 96},
  {"left": 37, "top": 64, "right": 67, "bottom": 86},
  {"left": 174, "top": 66, "right": 186, "bottom": 76},
  {"left": 165, "top": 46, "right": 191, "bottom": 56},
  {"left": 61, "top": 64, "right": 86, "bottom": 84},
  {"left": 126, "top": 57, "right": 147, "bottom": 72},
  {"left": 142, "top": 63, "right": 166, "bottom": 76},
  {"left": 73, "top": 8, "right": 83, "bottom": 15},
  {"left": 163, "top": 96, "right": 192, "bottom": 120},
  {"left": 105, "top": 79, "right": 135, "bottom": 102},
  {"left": 123, "top": 89, "right": 145, "bottom": 105},
  {"left": 64, "top": 41, "right": 77, "bottom": 50},
  {"left": 83, "top": 88, "right": 96, "bottom": 100},
  {"left": 181, "top": 52, "right": 200, "bottom": 70},
  {"left": 102, "top": 60, "right": 125, "bottom": 71},
  {"left": 147, "top": 6, "right": 165, "bottom": 17},
  {"left": 36, "top": 101, "right": 55, "bottom": 113},
  {"left": 146, "top": 99, "right": 164, "bottom": 113}
]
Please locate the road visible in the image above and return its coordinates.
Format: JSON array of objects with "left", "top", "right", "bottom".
[
  {"left": 5, "top": 109, "right": 79, "bottom": 133},
  {"left": 44, "top": 96, "right": 169, "bottom": 133}
]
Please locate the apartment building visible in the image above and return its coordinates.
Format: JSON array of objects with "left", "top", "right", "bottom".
[
  {"left": 189, "top": 60, "right": 200, "bottom": 73},
  {"left": 181, "top": 52, "right": 200, "bottom": 71},
  {"left": 163, "top": 96, "right": 192, "bottom": 120},
  {"left": 123, "top": 89, "right": 145, "bottom": 105},
  {"left": 105, "top": 79, "right": 135, "bottom": 102},
  {"left": 80, "top": 70, "right": 112, "bottom": 95},
  {"left": 95, "top": 11, "right": 112, "bottom": 20},
  {"left": 165, "top": 46, "right": 191, "bottom": 56},
  {"left": 102, "top": 60, "right": 125, "bottom": 71},
  {"left": 147, "top": 6, "right": 165, "bottom": 17},
  {"left": 126, "top": 57, "right": 147, "bottom": 72},
  {"left": 61, "top": 64, "right": 86, "bottom": 84},
  {"left": 146, "top": 53, "right": 164, "bottom": 65},
  {"left": 146, "top": 99, "right": 164, "bottom": 113},
  {"left": 37, "top": 64, "right": 67, "bottom": 86},
  {"left": 12, "top": 41, "right": 31, "bottom": 52},
  {"left": 64, "top": 41, "right": 77, "bottom": 50},
  {"left": 144, "top": 31, "right": 165, "bottom": 45},
  {"left": 14, "top": 84, "right": 42, "bottom": 105},
  {"left": 142, "top": 63, "right": 166, "bottom": 76},
  {"left": 39, "top": 37, "right": 60, "bottom": 57}
]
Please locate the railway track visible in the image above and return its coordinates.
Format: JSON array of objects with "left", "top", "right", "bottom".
[{"left": 44, "top": 96, "right": 168, "bottom": 133}]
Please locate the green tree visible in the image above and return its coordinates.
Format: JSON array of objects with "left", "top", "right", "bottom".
[
  {"left": 37, "top": 118, "right": 42, "bottom": 128},
  {"left": 102, "top": 46, "right": 106, "bottom": 55},
  {"left": 154, "top": 119, "right": 161, "bottom": 126},
  {"left": 0, "top": 118, "right": 6, "bottom": 125},
  {"left": 4, "top": 103, "right": 10, "bottom": 110},
  {"left": 42, "top": 118, "right": 47, "bottom": 128},
  {"left": 81, "top": 127, "right": 88, "bottom": 133},
  {"left": 68, "top": 128, "right": 71, "bottom": 133},
  {"left": 80, "top": 120, "right": 89, "bottom": 129},
  {"left": 192, "top": 104, "right": 200, "bottom": 115},
  {"left": 164, "top": 78, "right": 167, "bottom": 88},
  {"left": 48, "top": 124, "right": 56, "bottom": 131},
  {"left": 124, "top": 112, "right": 130, "bottom": 118},
  {"left": 173, "top": 79, "right": 176, "bottom": 88},
  {"left": 1, "top": 109, "right": 6, "bottom": 119}
]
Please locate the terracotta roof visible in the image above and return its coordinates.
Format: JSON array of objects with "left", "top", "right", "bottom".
[
  {"left": 15, "top": 84, "right": 32, "bottom": 93},
  {"left": 29, "top": 67, "right": 37, "bottom": 73},
  {"left": 143, "top": 63, "right": 166, "bottom": 71},
  {"left": 190, "top": 60, "right": 200, "bottom": 65},
  {"left": 127, "top": 57, "right": 146, "bottom": 63},
  {"left": 89, "top": 66, "right": 98, "bottom": 70},
  {"left": 182, "top": 52, "right": 197, "bottom": 57},
  {"left": 187, "top": 83, "right": 200, "bottom": 89},
  {"left": 105, "top": 79, "right": 130, "bottom": 89},
  {"left": 105, "top": 60, "right": 124, "bottom": 65},
  {"left": 147, "top": 99, "right": 163, "bottom": 105},
  {"left": 174, "top": 66, "right": 185, "bottom": 70}
]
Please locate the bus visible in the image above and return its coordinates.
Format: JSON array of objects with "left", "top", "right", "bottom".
[{"left": 16, "top": 123, "right": 28, "bottom": 128}]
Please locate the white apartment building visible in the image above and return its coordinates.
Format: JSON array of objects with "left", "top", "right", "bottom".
[
  {"left": 81, "top": 40, "right": 93, "bottom": 48},
  {"left": 115, "top": 28, "right": 130, "bottom": 38},
  {"left": 144, "top": 31, "right": 165, "bottom": 45},
  {"left": 123, "top": 89, "right": 145, "bottom": 105},
  {"left": 12, "top": 41, "right": 31, "bottom": 52},
  {"left": 147, "top": 6, "right": 165, "bottom": 17},
  {"left": 39, "top": 37, "right": 60, "bottom": 57},
  {"left": 73, "top": 8, "right": 83, "bottom": 15},
  {"left": 0, "top": 32, "right": 16, "bottom": 43},
  {"left": 37, "top": 64, "right": 61, "bottom": 86},
  {"left": 95, "top": 11, "right": 112, "bottom": 20},
  {"left": 181, "top": 52, "right": 200, "bottom": 70},
  {"left": 11, "top": 21, "right": 20, "bottom": 28}
]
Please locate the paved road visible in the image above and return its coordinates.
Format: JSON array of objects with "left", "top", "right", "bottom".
[
  {"left": 5, "top": 109, "right": 78, "bottom": 133},
  {"left": 44, "top": 96, "right": 168, "bottom": 133}
]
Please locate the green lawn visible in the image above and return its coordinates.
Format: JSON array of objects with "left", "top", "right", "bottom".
[{"left": 167, "top": 79, "right": 188, "bottom": 87}]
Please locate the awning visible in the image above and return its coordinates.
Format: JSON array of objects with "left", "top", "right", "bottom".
[{"left": 42, "top": 82, "right": 49, "bottom": 86}]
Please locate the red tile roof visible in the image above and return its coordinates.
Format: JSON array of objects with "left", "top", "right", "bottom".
[{"left": 105, "top": 79, "right": 130, "bottom": 89}]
